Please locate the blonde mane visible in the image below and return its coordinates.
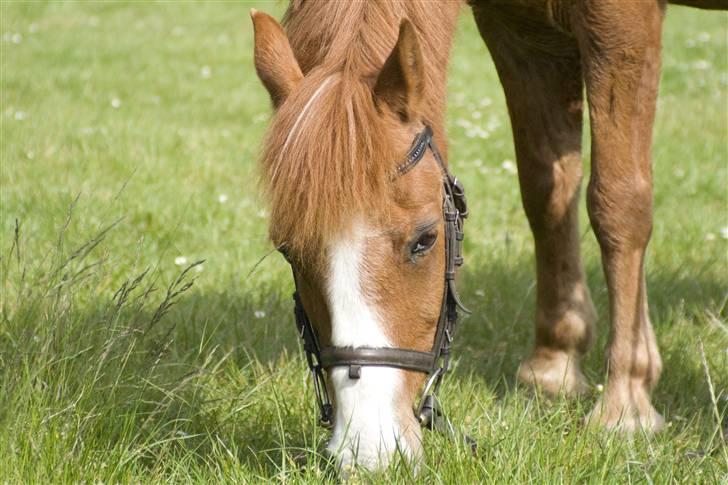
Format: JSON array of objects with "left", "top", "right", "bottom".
[
  {"left": 261, "top": 70, "right": 397, "bottom": 254},
  {"left": 260, "top": 1, "right": 460, "bottom": 254}
]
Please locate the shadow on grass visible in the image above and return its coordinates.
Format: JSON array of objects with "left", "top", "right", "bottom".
[
  {"left": 452, "top": 256, "right": 726, "bottom": 390},
  {"left": 5, "top": 238, "right": 724, "bottom": 478},
  {"left": 157, "top": 252, "right": 725, "bottom": 470}
]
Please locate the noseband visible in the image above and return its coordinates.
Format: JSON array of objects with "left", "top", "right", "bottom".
[{"left": 282, "top": 125, "right": 470, "bottom": 440}]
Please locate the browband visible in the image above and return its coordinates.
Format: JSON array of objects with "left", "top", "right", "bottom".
[{"left": 396, "top": 125, "right": 435, "bottom": 176}]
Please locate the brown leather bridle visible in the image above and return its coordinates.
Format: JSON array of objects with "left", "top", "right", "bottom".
[{"left": 281, "top": 124, "right": 471, "bottom": 443}]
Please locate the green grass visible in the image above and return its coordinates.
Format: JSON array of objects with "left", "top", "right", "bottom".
[{"left": 1, "top": 2, "right": 726, "bottom": 483}]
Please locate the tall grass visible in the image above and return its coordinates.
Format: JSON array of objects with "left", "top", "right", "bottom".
[{"left": 1, "top": 2, "right": 726, "bottom": 482}]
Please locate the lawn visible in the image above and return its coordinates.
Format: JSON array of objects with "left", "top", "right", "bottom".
[{"left": 1, "top": 1, "right": 726, "bottom": 483}]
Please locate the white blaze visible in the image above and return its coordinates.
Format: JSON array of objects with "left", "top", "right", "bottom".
[{"left": 325, "top": 224, "right": 412, "bottom": 471}]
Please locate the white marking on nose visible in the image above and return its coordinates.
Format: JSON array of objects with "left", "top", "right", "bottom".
[{"left": 325, "top": 224, "right": 413, "bottom": 470}]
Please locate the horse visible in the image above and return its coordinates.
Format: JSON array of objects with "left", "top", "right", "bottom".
[{"left": 250, "top": 0, "right": 726, "bottom": 473}]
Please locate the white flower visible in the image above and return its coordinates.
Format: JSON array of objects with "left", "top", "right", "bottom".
[
  {"left": 472, "top": 110, "right": 482, "bottom": 120},
  {"left": 693, "top": 60, "right": 711, "bottom": 70},
  {"left": 194, "top": 264, "right": 204, "bottom": 273},
  {"left": 110, "top": 98, "right": 121, "bottom": 109},
  {"left": 455, "top": 118, "right": 472, "bottom": 129},
  {"left": 705, "top": 233, "right": 716, "bottom": 241},
  {"left": 475, "top": 289, "right": 485, "bottom": 297},
  {"left": 174, "top": 256, "right": 188, "bottom": 266},
  {"left": 218, "top": 193, "right": 228, "bottom": 203},
  {"left": 486, "top": 117, "right": 501, "bottom": 131},
  {"left": 501, "top": 159, "right": 517, "bottom": 174},
  {"left": 14, "top": 111, "right": 26, "bottom": 120},
  {"left": 466, "top": 127, "right": 490, "bottom": 139},
  {"left": 697, "top": 32, "right": 711, "bottom": 42},
  {"left": 479, "top": 97, "right": 492, "bottom": 107},
  {"left": 12, "top": 33, "right": 22, "bottom": 44},
  {"left": 200, "top": 65, "right": 211, "bottom": 79},
  {"left": 720, "top": 226, "right": 728, "bottom": 239},
  {"left": 254, "top": 310, "right": 266, "bottom": 319},
  {"left": 595, "top": 383, "right": 604, "bottom": 393}
]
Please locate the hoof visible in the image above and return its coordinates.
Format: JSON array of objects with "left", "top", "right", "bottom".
[
  {"left": 518, "top": 349, "right": 588, "bottom": 397},
  {"left": 585, "top": 387, "right": 665, "bottom": 433}
]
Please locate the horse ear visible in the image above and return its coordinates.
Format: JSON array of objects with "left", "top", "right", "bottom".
[
  {"left": 374, "top": 20, "right": 424, "bottom": 121},
  {"left": 251, "top": 9, "right": 303, "bottom": 108}
]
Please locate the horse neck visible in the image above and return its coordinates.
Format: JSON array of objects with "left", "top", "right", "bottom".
[{"left": 283, "top": 1, "right": 461, "bottom": 154}]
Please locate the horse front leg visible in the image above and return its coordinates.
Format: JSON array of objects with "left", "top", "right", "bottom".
[
  {"left": 472, "top": 6, "right": 596, "bottom": 396},
  {"left": 575, "top": 0, "right": 666, "bottom": 432}
]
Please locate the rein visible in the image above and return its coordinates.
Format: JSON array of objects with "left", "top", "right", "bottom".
[{"left": 282, "top": 125, "right": 473, "bottom": 448}]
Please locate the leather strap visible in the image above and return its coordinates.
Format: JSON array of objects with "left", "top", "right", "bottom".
[
  {"left": 396, "top": 125, "right": 434, "bottom": 176},
  {"left": 320, "top": 347, "right": 436, "bottom": 377}
]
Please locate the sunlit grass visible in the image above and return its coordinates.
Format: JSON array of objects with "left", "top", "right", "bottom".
[{"left": 1, "top": 2, "right": 726, "bottom": 482}]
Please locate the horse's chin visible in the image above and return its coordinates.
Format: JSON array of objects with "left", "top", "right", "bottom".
[{"left": 326, "top": 412, "right": 422, "bottom": 475}]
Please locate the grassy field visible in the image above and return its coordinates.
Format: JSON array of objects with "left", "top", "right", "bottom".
[{"left": 1, "top": 1, "right": 726, "bottom": 483}]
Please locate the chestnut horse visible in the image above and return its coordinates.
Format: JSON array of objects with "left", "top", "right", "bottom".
[{"left": 251, "top": 0, "right": 725, "bottom": 472}]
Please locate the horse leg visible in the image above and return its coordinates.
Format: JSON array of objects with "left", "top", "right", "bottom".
[
  {"left": 574, "top": 0, "right": 665, "bottom": 431},
  {"left": 472, "top": 7, "right": 596, "bottom": 396}
]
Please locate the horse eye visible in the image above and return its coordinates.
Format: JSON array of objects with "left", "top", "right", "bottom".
[{"left": 410, "top": 231, "right": 437, "bottom": 256}]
